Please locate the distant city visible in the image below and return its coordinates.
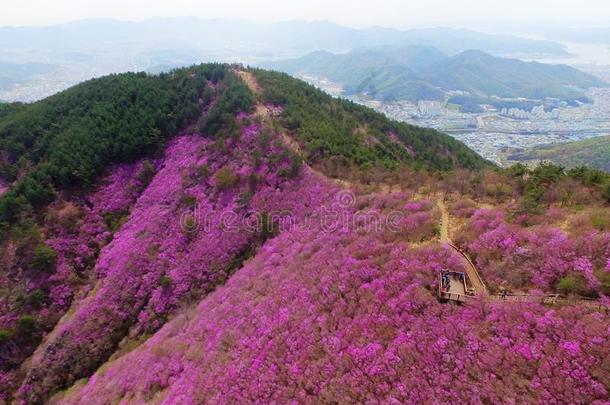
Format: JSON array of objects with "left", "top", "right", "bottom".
[
  {"left": 299, "top": 68, "right": 610, "bottom": 166},
  {"left": 0, "top": 60, "right": 143, "bottom": 102}
]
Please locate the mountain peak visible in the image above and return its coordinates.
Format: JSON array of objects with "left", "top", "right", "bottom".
[{"left": 0, "top": 63, "right": 608, "bottom": 405}]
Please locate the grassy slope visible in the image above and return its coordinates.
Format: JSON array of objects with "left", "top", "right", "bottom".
[{"left": 507, "top": 135, "right": 610, "bottom": 172}]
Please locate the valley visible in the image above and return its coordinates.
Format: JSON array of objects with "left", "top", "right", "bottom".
[{"left": 301, "top": 73, "right": 610, "bottom": 165}]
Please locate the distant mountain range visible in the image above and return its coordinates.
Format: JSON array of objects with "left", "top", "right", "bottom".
[
  {"left": 266, "top": 46, "right": 607, "bottom": 103},
  {"left": 0, "top": 18, "right": 574, "bottom": 102},
  {"left": 507, "top": 135, "right": 610, "bottom": 172},
  {"left": 0, "top": 18, "right": 568, "bottom": 59}
]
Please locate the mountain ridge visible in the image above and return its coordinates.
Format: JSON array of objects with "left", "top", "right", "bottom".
[
  {"left": 0, "top": 64, "right": 608, "bottom": 404},
  {"left": 267, "top": 45, "right": 606, "bottom": 103},
  {"left": 0, "top": 64, "right": 481, "bottom": 402},
  {"left": 0, "top": 18, "right": 568, "bottom": 57}
]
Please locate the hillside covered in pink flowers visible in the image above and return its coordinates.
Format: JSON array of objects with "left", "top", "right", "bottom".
[{"left": 0, "top": 65, "right": 609, "bottom": 404}]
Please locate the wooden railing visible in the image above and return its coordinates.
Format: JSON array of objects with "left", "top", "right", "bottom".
[
  {"left": 436, "top": 198, "right": 606, "bottom": 311},
  {"left": 488, "top": 293, "right": 608, "bottom": 311},
  {"left": 446, "top": 242, "right": 488, "bottom": 295},
  {"left": 439, "top": 291, "right": 468, "bottom": 302}
]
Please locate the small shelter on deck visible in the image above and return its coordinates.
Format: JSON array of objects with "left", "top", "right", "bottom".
[{"left": 438, "top": 269, "right": 472, "bottom": 303}]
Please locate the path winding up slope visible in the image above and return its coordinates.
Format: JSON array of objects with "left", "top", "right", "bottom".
[{"left": 437, "top": 199, "right": 488, "bottom": 296}]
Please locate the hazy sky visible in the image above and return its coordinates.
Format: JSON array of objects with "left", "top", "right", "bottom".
[{"left": 2, "top": 0, "right": 610, "bottom": 28}]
